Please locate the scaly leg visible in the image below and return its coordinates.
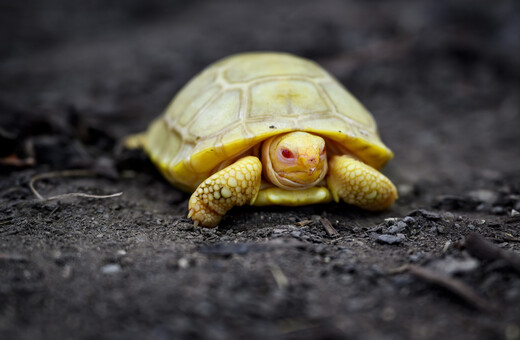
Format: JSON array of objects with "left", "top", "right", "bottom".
[
  {"left": 327, "top": 155, "right": 397, "bottom": 210},
  {"left": 188, "top": 156, "right": 262, "bottom": 227}
]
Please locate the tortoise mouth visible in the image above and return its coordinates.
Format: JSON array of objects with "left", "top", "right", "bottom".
[
  {"left": 278, "top": 168, "right": 325, "bottom": 181},
  {"left": 272, "top": 168, "right": 327, "bottom": 190}
]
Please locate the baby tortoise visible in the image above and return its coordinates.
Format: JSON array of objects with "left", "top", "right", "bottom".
[{"left": 127, "top": 52, "right": 397, "bottom": 227}]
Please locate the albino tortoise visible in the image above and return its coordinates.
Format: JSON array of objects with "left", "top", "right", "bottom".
[{"left": 127, "top": 52, "right": 397, "bottom": 227}]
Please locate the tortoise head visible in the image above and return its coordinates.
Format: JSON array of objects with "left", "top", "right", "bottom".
[{"left": 261, "top": 131, "right": 328, "bottom": 190}]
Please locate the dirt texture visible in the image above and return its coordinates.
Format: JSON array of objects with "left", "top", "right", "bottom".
[{"left": 1, "top": 1, "right": 520, "bottom": 339}]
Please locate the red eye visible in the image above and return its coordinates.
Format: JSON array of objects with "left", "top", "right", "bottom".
[{"left": 281, "top": 149, "right": 294, "bottom": 159}]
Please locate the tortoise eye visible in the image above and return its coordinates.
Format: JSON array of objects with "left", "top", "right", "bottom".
[{"left": 281, "top": 149, "right": 294, "bottom": 159}]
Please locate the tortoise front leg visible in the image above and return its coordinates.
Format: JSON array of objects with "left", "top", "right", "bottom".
[
  {"left": 326, "top": 155, "right": 397, "bottom": 210},
  {"left": 188, "top": 156, "right": 262, "bottom": 227}
]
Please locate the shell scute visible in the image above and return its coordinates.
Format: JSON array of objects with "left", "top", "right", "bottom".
[
  {"left": 177, "top": 85, "right": 220, "bottom": 127},
  {"left": 188, "top": 90, "right": 241, "bottom": 137},
  {"left": 321, "top": 81, "right": 376, "bottom": 128},
  {"left": 250, "top": 80, "right": 329, "bottom": 118},
  {"left": 223, "top": 53, "right": 325, "bottom": 83}
]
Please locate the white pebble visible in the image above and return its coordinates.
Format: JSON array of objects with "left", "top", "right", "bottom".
[{"left": 101, "top": 264, "right": 121, "bottom": 274}]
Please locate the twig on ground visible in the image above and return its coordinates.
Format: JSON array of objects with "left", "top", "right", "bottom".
[
  {"left": 0, "top": 216, "right": 13, "bottom": 226},
  {"left": 407, "top": 265, "right": 499, "bottom": 313},
  {"left": 465, "top": 232, "right": 520, "bottom": 274},
  {"left": 29, "top": 169, "right": 122, "bottom": 201},
  {"left": 320, "top": 217, "right": 340, "bottom": 237},
  {"left": 296, "top": 220, "right": 312, "bottom": 226},
  {"left": 388, "top": 264, "right": 499, "bottom": 313},
  {"left": 503, "top": 233, "right": 520, "bottom": 243}
]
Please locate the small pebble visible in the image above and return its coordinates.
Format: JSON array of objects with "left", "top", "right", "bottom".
[
  {"left": 376, "top": 234, "right": 405, "bottom": 245},
  {"left": 443, "top": 212, "right": 454, "bottom": 220},
  {"left": 491, "top": 206, "right": 505, "bottom": 215},
  {"left": 397, "top": 183, "right": 414, "bottom": 197},
  {"left": 409, "top": 209, "right": 441, "bottom": 220},
  {"left": 291, "top": 230, "right": 302, "bottom": 238},
  {"left": 384, "top": 217, "right": 400, "bottom": 225},
  {"left": 387, "top": 225, "right": 400, "bottom": 234},
  {"left": 52, "top": 250, "right": 62, "bottom": 260},
  {"left": 476, "top": 203, "right": 487, "bottom": 212},
  {"left": 403, "top": 216, "right": 415, "bottom": 224},
  {"left": 178, "top": 258, "right": 189, "bottom": 269},
  {"left": 44, "top": 202, "right": 59, "bottom": 212},
  {"left": 101, "top": 264, "right": 121, "bottom": 274},
  {"left": 387, "top": 221, "right": 407, "bottom": 234},
  {"left": 468, "top": 189, "right": 498, "bottom": 204},
  {"left": 409, "top": 254, "right": 421, "bottom": 262}
]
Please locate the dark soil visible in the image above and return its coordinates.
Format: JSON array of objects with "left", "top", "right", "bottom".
[{"left": 1, "top": 1, "right": 520, "bottom": 339}]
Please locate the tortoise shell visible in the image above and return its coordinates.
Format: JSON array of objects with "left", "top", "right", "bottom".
[{"left": 143, "top": 52, "right": 393, "bottom": 191}]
